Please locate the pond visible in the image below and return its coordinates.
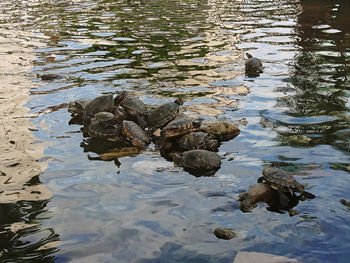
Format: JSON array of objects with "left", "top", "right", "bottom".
[{"left": 0, "top": 0, "right": 350, "bottom": 262}]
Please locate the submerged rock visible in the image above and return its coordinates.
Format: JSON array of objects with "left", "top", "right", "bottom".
[
  {"left": 238, "top": 183, "right": 277, "bottom": 212},
  {"left": 233, "top": 252, "right": 299, "bottom": 263},
  {"left": 238, "top": 182, "right": 304, "bottom": 216}
]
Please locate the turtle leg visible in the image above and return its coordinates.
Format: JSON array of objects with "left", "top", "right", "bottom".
[
  {"left": 277, "top": 189, "right": 290, "bottom": 209},
  {"left": 288, "top": 209, "right": 300, "bottom": 217},
  {"left": 257, "top": 176, "right": 264, "bottom": 183},
  {"left": 300, "top": 190, "right": 316, "bottom": 200}
]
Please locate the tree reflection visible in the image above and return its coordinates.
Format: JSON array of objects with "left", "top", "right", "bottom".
[
  {"left": 290, "top": 0, "right": 349, "bottom": 115},
  {"left": 0, "top": 197, "right": 60, "bottom": 262},
  {"left": 267, "top": 0, "right": 350, "bottom": 147}
]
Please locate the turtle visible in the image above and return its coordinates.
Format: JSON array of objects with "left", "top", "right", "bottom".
[
  {"left": 176, "top": 131, "right": 219, "bottom": 151},
  {"left": 257, "top": 166, "right": 315, "bottom": 209},
  {"left": 88, "top": 124, "right": 121, "bottom": 140},
  {"left": 90, "top": 112, "right": 117, "bottom": 127},
  {"left": 119, "top": 93, "right": 149, "bottom": 128},
  {"left": 158, "top": 114, "right": 201, "bottom": 150},
  {"left": 200, "top": 121, "right": 240, "bottom": 142},
  {"left": 37, "top": 73, "right": 63, "bottom": 81},
  {"left": 121, "top": 120, "right": 150, "bottom": 148},
  {"left": 147, "top": 98, "right": 183, "bottom": 129},
  {"left": 83, "top": 94, "right": 114, "bottom": 123},
  {"left": 173, "top": 149, "right": 222, "bottom": 176},
  {"left": 68, "top": 98, "right": 91, "bottom": 117},
  {"left": 245, "top": 53, "right": 263, "bottom": 76}
]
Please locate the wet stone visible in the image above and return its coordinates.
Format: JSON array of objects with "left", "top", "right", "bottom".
[{"left": 213, "top": 227, "right": 237, "bottom": 240}]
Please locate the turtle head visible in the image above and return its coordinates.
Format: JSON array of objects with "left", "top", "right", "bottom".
[
  {"left": 174, "top": 98, "right": 183, "bottom": 106},
  {"left": 68, "top": 99, "right": 85, "bottom": 114},
  {"left": 68, "top": 100, "right": 77, "bottom": 113},
  {"left": 173, "top": 153, "right": 182, "bottom": 166},
  {"left": 246, "top": 53, "right": 253, "bottom": 59},
  {"left": 114, "top": 91, "right": 127, "bottom": 106},
  {"left": 193, "top": 118, "right": 203, "bottom": 129}
]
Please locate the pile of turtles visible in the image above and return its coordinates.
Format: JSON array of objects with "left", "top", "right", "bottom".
[
  {"left": 66, "top": 53, "right": 316, "bottom": 216},
  {"left": 68, "top": 91, "right": 241, "bottom": 176}
]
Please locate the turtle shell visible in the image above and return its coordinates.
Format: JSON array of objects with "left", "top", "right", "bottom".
[
  {"left": 262, "top": 166, "right": 304, "bottom": 193},
  {"left": 91, "top": 112, "right": 116, "bottom": 127},
  {"left": 147, "top": 99, "right": 182, "bottom": 129},
  {"left": 176, "top": 131, "right": 219, "bottom": 151},
  {"left": 88, "top": 124, "right": 121, "bottom": 140},
  {"left": 122, "top": 120, "right": 150, "bottom": 147},
  {"left": 174, "top": 149, "right": 221, "bottom": 176},
  {"left": 158, "top": 114, "right": 201, "bottom": 150},
  {"left": 200, "top": 121, "right": 240, "bottom": 141},
  {"left": 68, "top": 98, "right": 91, "bottom": 116},
  {"left": 120, "top": 95, "right": 148, "bottom": 116},
  {"left": 161, "top": 114, "right": 201, "bottom": 138},
  {"left": 83, "top": 94, "right": 114, "bottom": 122}
]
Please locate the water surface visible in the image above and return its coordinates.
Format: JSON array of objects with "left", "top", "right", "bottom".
[{"left": 1, "top": 0, "right": 350, "bottom": 262}]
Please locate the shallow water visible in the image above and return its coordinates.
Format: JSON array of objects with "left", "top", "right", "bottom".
[{"left": 1, "top": 0, "right": 350, "bottom": 262}]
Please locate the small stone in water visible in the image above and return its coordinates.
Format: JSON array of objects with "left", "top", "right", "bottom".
[{"left": 213, "top": 227, "right": 237, "bottom": 240}]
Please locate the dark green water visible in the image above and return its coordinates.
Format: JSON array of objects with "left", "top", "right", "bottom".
[{"left": 1, "top": 0, "right": 350, "bottom": 262}]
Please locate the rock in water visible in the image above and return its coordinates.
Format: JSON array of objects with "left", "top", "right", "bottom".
[{"left": 213, "top": 227, "right": 236, "bottom": 240}]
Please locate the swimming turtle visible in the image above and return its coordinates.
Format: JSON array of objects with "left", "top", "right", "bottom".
[
  {"left": 245, "top": 53, "right": 263, "bottom": 76},
  {"left": 147, "top": 98, "right": 183, "bottom": 129},
  {"left": 91, "top": 112, "right": 117, "bottom": 127},
  {"left": 176, "top": 131, "right": 219, "bottom": 151},
  {"left": 258, "top": 166, "right": 315, "bottom": 209},
  {"left": 173, "top": 149, "right": 221, "bottom": 176},
  {"left": 200, "top": 121, "right": 240, "bottom": 142},
  {"left": 122, "top": 120, "right": 150, "bottom": 148},
  {"left": 88, "top": 124, "right": 121, "bottom": 140},
  {"left": 120, "top": 93, "right": 149, "bottom": 128},
  {"left": 158, "top": 114, "right": 201, "bottom": 150},
  {"left": 68, "top": 98, "right": 91, "bottom": 117},
  {"left": 37, "top": 73, "right": 63, "bottom": 81},
  {"left": 83, "top": 94, "right": 114, "bottom": 123}
]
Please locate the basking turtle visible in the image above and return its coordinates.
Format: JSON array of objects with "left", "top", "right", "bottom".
[
  {"left": 176, "top": 131, "right": 219, "bottom": 151},
  {"left": 91, "top": 112, "right": 117, "bottom": 127},
  {"left": 122, "top": 120, "right": 150, "bottom": 148},
  {"left": 245, "top": 53, "right": 263, "bottom": 76},
  {"left": 258, "top": 166, "right": 315, "bottom": 209},
  {"left": 158, "top": 114, "right": 201, "bottom": 150},
  {"left": 88, "top": 124, "right": 121, "bottom": 140},
  {"left": 173, "top": 149, "right": 221, "bottom": 176},
  {"left": 83, "top": 94, "right": 114, "bottom": 123},
  {"left": 200, "top": 121, "right": 240, "bottom": 142},
  {"left": 120, "top": 93, "right": 149, "bottom": 128},
  {"left": 147, "top": 98, "right": 183, "bottom": 129},
  {"left": 68, "top": 98, "right": 91, "bottom": 117},
  {"left": 161, "top": 114, "right": 201, "bottom": 138}
]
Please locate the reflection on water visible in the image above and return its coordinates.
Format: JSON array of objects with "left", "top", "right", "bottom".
[
  {"left": 1, "top": 0, "right": 350, "bottom": 262},
  {"left": 0, "top": 199, "right": 60, "bottom": 262}
]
